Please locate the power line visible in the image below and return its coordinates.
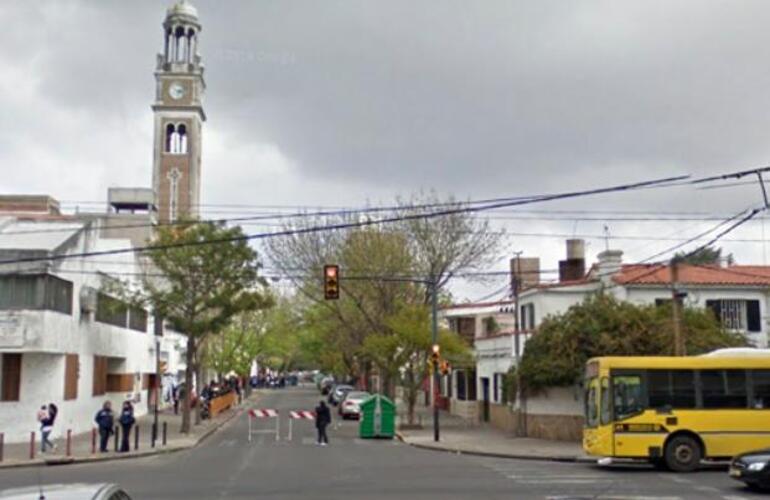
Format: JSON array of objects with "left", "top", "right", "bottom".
[{"left": 0, "top": 174, "right": 688, "bottom": 266}]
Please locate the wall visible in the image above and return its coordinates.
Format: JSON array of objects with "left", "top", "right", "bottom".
[{"left": 521, "top": 386, "right": 584, "bottom": 441}]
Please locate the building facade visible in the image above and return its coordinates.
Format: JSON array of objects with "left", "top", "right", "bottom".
[{"left": 0, "top": 197, "right": 160, "bottom": 443}]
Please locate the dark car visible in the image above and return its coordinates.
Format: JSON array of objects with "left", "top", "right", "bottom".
[{"left": 729, "top": 448, "right": 770, "bottom": 490}]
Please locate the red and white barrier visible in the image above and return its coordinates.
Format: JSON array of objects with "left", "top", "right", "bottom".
[
  {"left": 287, "top": 410, "right": 316, "bottom": 440},
  {"left": 247, "top": 408, "right": 280, "bottom": 442}
]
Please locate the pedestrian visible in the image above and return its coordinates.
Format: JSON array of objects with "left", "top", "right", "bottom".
[
  {"left": 94, "top": 401, "right": 114, "bottom": 453},
  {"left": 315, "top": 400, "right": 331, "bottom": 446},
  {"left": 172, "top": 383, "right": 180, "bottom": 415},
  {"left": 119, "top": 401, "right": 135, "bottom": 452},
  {"left": 37, "top": 404, "right": 56, "bottom": 453}
]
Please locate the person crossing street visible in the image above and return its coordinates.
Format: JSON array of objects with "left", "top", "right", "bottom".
[{"left": 314, "top": 400, "right": 331, "bottom": 446}]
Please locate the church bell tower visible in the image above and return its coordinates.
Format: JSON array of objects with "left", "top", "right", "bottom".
[{"left": 152, "top": 1, "right": 205, "bottom": 223}]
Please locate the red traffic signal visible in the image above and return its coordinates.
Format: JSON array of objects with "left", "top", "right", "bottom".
[{"left": 324, "top": 265, "right": 340, "bottom": 300}]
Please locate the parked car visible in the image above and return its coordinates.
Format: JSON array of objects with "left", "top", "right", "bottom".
[
  {"left": 0, "top": 483, "right": 132, "bottom": 499},
  {"left": 339, "top": 391, "right": 371, "bottom": 419},
  {"left": 730, "top": 448, "right": 770, "bottom": 490},
  {"left": 329, "top": 384, "right": 353, "bottom": 406}
]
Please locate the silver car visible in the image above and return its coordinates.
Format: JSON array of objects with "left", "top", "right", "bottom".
[
  {"left": 340, "top": 391, "right": 371, "bottom": 419},
  {"left": 0, "top": 483, "right": 131, "bottom": 500}
]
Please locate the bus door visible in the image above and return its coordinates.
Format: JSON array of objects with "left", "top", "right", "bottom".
[{"left": 611, "top": 371, "right": 649, "bottom": 457}]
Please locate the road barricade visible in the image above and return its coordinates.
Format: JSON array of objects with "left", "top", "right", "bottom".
[
  {"left": 287, "top": 410, "right": 315, "bottom": 441},
  {"left": 248, "top": 409, "right": 280, "bottom": 442}
]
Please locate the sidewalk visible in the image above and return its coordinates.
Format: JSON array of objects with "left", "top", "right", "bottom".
[
  {"left": 0, "top": 392, "right": 257, "bottom": 469},
  {"left": 396, "top": 406, "right": 592, "bottom": 463}
]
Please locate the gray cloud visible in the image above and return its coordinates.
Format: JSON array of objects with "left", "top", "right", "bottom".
[{"left": 3, "top": 1, "right": 770, "bottom": 299}]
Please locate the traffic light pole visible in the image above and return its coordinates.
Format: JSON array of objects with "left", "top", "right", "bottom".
[{"left": 431, "top": 279, "right": 440, "bottom": 442}]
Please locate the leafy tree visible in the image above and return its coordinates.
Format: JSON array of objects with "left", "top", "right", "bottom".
[
  {"left": 518, "top": 294, "right": 746, "bottom": 392},
  {"left": 141, "top": 222, "right": 270, "bottom": 433},
  {"left": 264, "top": 193, "right": 503, "bottom": 397},
  {"left": 673, "top": 246, "right": 733, "bottom": 266},
  {"left": 363, "top": 304, "right": 471, "bottom": 424}
]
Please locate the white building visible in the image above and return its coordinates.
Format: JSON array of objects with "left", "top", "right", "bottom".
[{"left": 0, "top": 194, "right": 186, "bottom": 443}]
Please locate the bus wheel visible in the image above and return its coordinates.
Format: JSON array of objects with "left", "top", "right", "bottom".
[{"left": 664, "top": 435, "right": 701, "bottom": 472}]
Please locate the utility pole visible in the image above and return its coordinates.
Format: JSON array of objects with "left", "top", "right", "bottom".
[
  {"left": 153, "top": 338, "right": 160, "bottom": 446},
  {"left": 670, "top": 258, "right": 685, "bottom": 356},
  {"left": 431, "top": 278, "right": 440, "bottom": 442},
  {"left": 512, "top": 252, "right": 524, "bottom": 437}
]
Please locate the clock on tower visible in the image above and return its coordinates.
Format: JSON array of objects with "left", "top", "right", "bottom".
[{"left": 151, "top": 1, "right": 206, "bottom": 223}]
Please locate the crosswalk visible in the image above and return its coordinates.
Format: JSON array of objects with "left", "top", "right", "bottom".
[{"left": 470, "top": 457, "right": 751, "bottom": 500}]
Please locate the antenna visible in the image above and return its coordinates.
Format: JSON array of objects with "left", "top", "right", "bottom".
[{"left": 603, "top": 224, "right": 611, "bottom": 251}]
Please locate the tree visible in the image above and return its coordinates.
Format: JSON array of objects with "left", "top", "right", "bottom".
[
  {"left": 363, "top": 304, "right": 471, "bottom": 424},
  {"left": 264, "top": 193, "right": 503, "bottom": 396},
  {"left": 203, "top": 313, "right": 262, "bottom": 382},
  {"left": 673, "top": 246, "right": 733, "bottom": 266},
  {"left": 141, "top": 222, "right": 270, "bottom": 433},
  {"left": 517, "top": 294, "right": 746, "bottom": 392}
]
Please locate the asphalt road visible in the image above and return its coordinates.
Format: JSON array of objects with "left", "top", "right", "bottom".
[{"left": 0, "top": 386, "right": 766, "bottom": 499}]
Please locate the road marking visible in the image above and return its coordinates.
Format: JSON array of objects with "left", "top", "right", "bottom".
[
  {"left": 664, "top": 476, "right": 692, "bottom": 484},
  {"left": 507, "top": 474, "right": 609, "bottom": 480},
  {"left": 218, "top": 439, "right": 236, "bottom": 448},
  {"left": 693, "top": 485, "right": 720, "bottom": 493},
  {"left": 722, "top": 496, "right": 749, "bottom": 500},
  {"left": 548, "top": 497, "right": 681, "bottom": 500}
]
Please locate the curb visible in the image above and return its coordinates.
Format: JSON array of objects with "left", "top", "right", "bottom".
[
  {"left": 0, "top": 399, "right": 252, "bottom": 470},
  {"left": 396, "top": 431, "right": 595, "bottom": 464}
]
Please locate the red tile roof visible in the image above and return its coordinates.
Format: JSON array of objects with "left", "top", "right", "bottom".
[{"left": 615, "top": 264, "right": 770, "bottom": 286}]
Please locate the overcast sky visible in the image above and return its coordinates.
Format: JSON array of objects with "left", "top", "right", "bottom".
[{"left": 2, "top": 1, "right": 770, "bottom": 300}]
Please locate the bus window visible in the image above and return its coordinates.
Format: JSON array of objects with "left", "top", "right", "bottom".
[
  {"left": 600, "top": 377, "right": 611, "bottom": 424},
  {"left": 752, "top": 370, "right": 770, "bottom": 409},
  {"left": 648, "top": 370, "right": 696, "bottom": 409},
  {"left": 613, "top": 375, "right": 643, "bottom": 420},
  {"left": 584, "top": 379, "right": 599, "bottom": 428},
  {"left": 701, "top": 370, "right": 748, "bottom": 409}
]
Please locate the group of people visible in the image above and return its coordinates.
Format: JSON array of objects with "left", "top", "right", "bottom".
[{"left": 94, "top": 400, "right": 136, "bottom": 453}]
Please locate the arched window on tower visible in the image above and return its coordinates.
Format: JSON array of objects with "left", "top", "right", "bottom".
[
  {"left": 164, "top": 28, "right": 173, "bottom": 62},
  {"left": 178, "top": 124, "right": 188, "bottom": 154},
  {"left": 165, "top": 123, "right": 176, "bottom": 153}
]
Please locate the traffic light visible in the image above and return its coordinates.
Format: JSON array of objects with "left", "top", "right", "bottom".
[
  {"left": 440, "top": 360, "right": 451, "bottom": 375},
  {"left": 324, "top": 264, "right": 340, "bottom": 300}
]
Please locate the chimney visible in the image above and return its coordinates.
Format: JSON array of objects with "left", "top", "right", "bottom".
[
  {"left": 558, "top": 239, "right": 586, "bottom": 282},
  {"left": 596, "top": 249, "right": 623, "bottom": 286},
  {"left": 510, "top": 256, "right": 540, "bottom": 291}
]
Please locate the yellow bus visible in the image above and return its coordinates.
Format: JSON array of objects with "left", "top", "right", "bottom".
[{"left": 583, "top": 351, "right": 770, "bottom": 471}]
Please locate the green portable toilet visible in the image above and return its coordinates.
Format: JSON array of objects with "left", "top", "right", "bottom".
[{"left": 359, "top": 394, "right": 395, "bottom": 439}]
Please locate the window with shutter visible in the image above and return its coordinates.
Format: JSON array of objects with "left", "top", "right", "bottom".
[
  {"left": 1, "top": 353, "right": 22, "bottom": 402},
  {"left": 64, "top": 354, "right": 78, "bottom": 400}
]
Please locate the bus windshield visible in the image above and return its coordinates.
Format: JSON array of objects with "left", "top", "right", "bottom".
[{"left": 613, "top": 374, "right": 644, "bottom": 420}]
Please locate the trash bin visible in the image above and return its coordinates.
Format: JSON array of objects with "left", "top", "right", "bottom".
[{"left": 359, "top": 394, "right": 395, "bottom": 439}]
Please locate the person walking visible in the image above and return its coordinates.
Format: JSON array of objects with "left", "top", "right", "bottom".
[
  {"left": 172, "top": 383, "right": 180, "bottom": 415},
  {"left": 94, "top": 401, "right": 114, "bottom": 453},
  {"left": 315, "top": 400, "right": 331, "bottom": 446},
  {"left": 37, "top": 404, "right": 56, "bottom": 453},
  {"left": 118, "top": 401, "right": 135, "bottom": 452}
]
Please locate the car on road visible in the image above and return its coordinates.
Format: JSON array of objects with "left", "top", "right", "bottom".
[
  {"left": 328, "top": 384, "right": 354, "bottom": 406},
  {"left": 0, "top": 483, "right": 132, "bottom": 499},
  {"left": 730, "top": 448, "right": 770, "bottom": 491},
  {"left": 339, "top": 391, "right": 371, "bottom": 419}
]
